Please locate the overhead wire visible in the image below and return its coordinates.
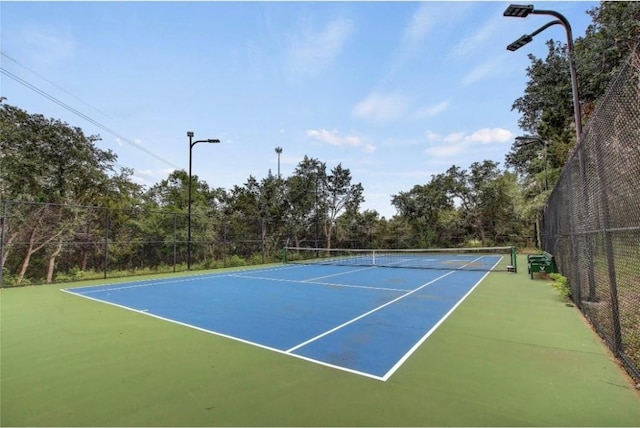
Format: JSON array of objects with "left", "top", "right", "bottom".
[
  {"left": 0, "top": 66, "right": 181, "bottom": 170},
  {"left": 1, "top": 52, "right": 116, "bottom": 121}
]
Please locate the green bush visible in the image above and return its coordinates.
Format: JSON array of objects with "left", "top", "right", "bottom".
[
  {"left": 464, "top": 239, "right": 483, "bottom": 248},
  {"left": 226, "top": 255, "right": 246, "bottom": 267},
  {"left": 550, "top": 273, "right": 571, "bottom": 300},
  {"left": 248, "top": 253, "right": 264, "bottom": 266}
]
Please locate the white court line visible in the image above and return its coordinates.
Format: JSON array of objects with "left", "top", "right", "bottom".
[
  {"left": 300, "top": 266, "right": 377, "bottom": 282},
  {"left": 285, "top": 269, "right": 458, "bottom": 353},
  {"left": 66, "top": 264, "right": 305, "bottom": 294},
  {"left": 60, "top": 287, "right": 387, "bottom": 381},
  {"left": 380, "top": 255, "right": 504, "bottom": 381},
  {"left": 62, "top": 254, "right": 503, "bottom": 382},
  {"left": 285, "top": 255, "right": 487, "bottom": 354},
  {"left": 229, "top": 273, "right": 408, "bottom": 293}
]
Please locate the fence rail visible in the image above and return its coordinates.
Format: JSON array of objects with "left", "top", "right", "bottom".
[{"left": 541, "top": 44, "right": 640, "bottom": 382}]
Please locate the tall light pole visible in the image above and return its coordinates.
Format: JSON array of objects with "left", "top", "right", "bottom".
[
  {"left": 275, "top": 146, "right": 283, "bottom": 178},
  {"left": 187, "top": 131, "right": 220, "bottom": 271},
  {"left": 505, "top": 5, "right": 596, "bottom": 302},
  {"left": 315, "top": 171, "right": 319, "bottom": 249},
  {"left": 504, "top": 4, "right": 583, "bottom": 142}
]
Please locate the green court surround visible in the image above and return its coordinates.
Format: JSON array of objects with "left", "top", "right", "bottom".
[{"left": 1, "top": 255, "right": 639, "bottom": 426}]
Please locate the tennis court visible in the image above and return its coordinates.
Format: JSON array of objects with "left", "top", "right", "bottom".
[
  {"left": 63, "top": 248, "right": 508, "bottom": 380},
  {"left": 4, "top": 252, "right": 640, "bottom": 426}
]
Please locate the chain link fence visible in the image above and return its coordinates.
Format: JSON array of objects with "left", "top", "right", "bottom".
[
  {"left": 541, "top": 44, "right": 640, "bottom": 383},
  {"left": 0, "top": 197, "right": 533, "bottom": 287},
  {"left": 0, "top": 201, "right": 285, "bottom": 286}
]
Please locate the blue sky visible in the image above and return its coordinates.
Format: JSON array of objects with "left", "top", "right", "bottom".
[{"left": 1, "top": 1, "right": 597, "bottom": 218}]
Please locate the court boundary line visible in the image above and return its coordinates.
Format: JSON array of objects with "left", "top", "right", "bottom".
[
  {"left": 65, "top": 264, "right": 306, "bottom": 294},
  {"left": 380, "top": 255, "right": 504, "bottom": 380},
  {"left": 61, "top": 255, "right": 502, "bottom": 382},
  {"left": 60, "top": 287, "right": 387, "bottom": 381}
]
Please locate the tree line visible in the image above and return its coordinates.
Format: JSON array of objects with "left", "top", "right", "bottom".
[{"left": 1, "top": 1, "right": 637, "bottom": 285}]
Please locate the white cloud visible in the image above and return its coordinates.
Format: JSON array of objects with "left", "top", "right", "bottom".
[
  {"left": 425, "top": 143, "right": 467, "bottom": 158},
  {"left": 461, "top": 58, "right": 506, "bottom": 86},
  {"left": 424, "top": 130, "right": 440, "bottom": 142},
  {"left": 306, "top": 129, "right": 375, "bottom": 154},
  {"left": 352, "top": 93, "right": 407, "bottom": 123},
  {"left": 286, "top": 17, "right": 355, "bottom": 79},
  {"left": 403, "top": 3, "right": 435, "bottom": 47},
  {"left": 444, "top": 132, "right": 466, "bottom": 144},
  {"left": 363, "top": 144, "right": 376, "bottom": 154},
  {"left": 307, "top": 129, "right": 361, "bottom": 147},
  {"left": 131, "top": 168, "right": 175, "bottom": 185},
  {"left": 451, "top": 15, "right": 501, "bottom": 59},
  {"left": 425, "top": 127, "right": 514, "bottom": 158},
  {"left": 465, "top": 128, "right": 513, "bottom": 144},
  {"left": 414, "top": 101, "right": 450, "bottom": 118}
]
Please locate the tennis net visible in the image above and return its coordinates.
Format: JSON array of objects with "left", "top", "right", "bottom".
[{"left": 282, "top": 246, "right": 517, "bottom": 272}]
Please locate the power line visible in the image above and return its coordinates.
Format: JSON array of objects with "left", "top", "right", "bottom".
[
  {"left": 0, "top": 67, "right": 181, "bottom": 170},
  {"left": 1, "top": 52, "right": 116, "bottom": 121}
]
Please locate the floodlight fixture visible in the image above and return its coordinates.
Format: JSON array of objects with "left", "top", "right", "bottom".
[
  {"left": 503, "top": 4, "right": 534, "bottom": 18},
  {"left": 506, "top": 20, "right": 562, "bottom": 52},
  {"left": 502, "top": 4, "right": 583, "bottom": 141},
  {"left": 507, "top": 34, "right": 533, "bottom": 51}
]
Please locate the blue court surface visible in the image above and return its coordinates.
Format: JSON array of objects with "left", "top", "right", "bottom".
[{"left": 63, "top": 259, "right": 500, "bottom": 381}]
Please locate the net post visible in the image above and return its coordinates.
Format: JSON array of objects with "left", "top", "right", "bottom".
[
  {"left": 281, "top": 247, "right": 287, "bottom": 264},
  {"left": 511, "top": 246, "right": 518, "bottom": 273}
]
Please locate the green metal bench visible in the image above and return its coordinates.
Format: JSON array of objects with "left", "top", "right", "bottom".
[{"left": 527, "top": 252, "right": 557, "bottom": 279}]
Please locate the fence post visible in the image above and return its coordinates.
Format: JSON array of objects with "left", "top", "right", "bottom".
[
  {"left": 562, "top": 158, "right": 582, "bottom": 306},
  {"left": 223, "top": 221, "right": 228, "bottom": 268},
  {"left": 104, "top": 207, "right": 109, "bottom": 279},
  {"left": 0, "top": 200, "right": 7, "bottom": 287},
  {"left": 173, "top": 213, "right": 177, "bottom": 273},
  {"left": 577, "top": 148, "right": 598, "bottom": 302},
  {"left": 261, "top": 218, "right": 266, "bottom": 264},
  {"left": 592, "top": 129, "right": 623, "bottom": 353}
]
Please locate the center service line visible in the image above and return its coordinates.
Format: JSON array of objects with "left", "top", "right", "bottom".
[
  {"left": 285, "top": 269, "right": 457, "bottom": 353},
  {"left": 285, "top": 255, "right": 486, "bottom": 354}
]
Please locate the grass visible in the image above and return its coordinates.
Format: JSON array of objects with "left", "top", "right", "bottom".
[{"left": 1, "top": 256, "right": 639, "bottom": 426}]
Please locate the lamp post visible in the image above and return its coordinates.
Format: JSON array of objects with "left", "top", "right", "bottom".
[
  {"left": 315, "top": 170, "right": 319, "bottom": 249},
  {"left": 187, "top": 131, "right": 220, "bottom": 271},
  {"left": 504, "top": 4, "right": 583, "bottom": 142}
]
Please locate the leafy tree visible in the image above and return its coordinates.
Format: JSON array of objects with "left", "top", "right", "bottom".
[
  {"left": 575, "top": 1, "right": 640, "bottom": 112},
  {"left": 511, "top": 41, "right": 574, "bottom": 139},
  {"left": 283, "top": 156, "right": 325, "bottom": 247},
  {"left": 0, "top": 102, "right": 117, "bottom": 203},
  {"left": 322, "top": 163, "right": 364, "bottom": 249},
  {"left": 0, "top": 101, "right": 120, "bottom": 283},
  {"left": 391, "top": 174, "right": 452, "bottom": 247}
]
